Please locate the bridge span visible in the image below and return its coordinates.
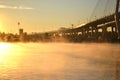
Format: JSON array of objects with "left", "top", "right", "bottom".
[{"left": 45, "top": 0, "right": 120, "bottom": 42}]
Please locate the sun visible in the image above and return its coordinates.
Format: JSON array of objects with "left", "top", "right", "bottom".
[
  {"left": 0, "top": 19, "right": 4, "bottom": 32},
  {"left": 0, "top": 21, "right": 2, "bottom": 29}
]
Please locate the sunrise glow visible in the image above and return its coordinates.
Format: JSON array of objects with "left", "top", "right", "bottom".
[
  {"left": 0, "top": 20, "right": 3, "bottom": 31},
  {"left": 0, "top": 0, "right": 119, "bottom": 80}
]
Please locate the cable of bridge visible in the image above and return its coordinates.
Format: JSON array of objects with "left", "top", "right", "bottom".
[{"left": 89, "top": 0, "right": 116, "bottom": 22}]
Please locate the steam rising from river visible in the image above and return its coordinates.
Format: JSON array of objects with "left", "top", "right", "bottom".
[{"left": 0, "top": 42, "right": 119, "bottom": 80}]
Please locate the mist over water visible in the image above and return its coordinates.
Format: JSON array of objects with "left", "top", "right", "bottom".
[{"left": 0, "top": 42, "right": 119, "bottom": 80}]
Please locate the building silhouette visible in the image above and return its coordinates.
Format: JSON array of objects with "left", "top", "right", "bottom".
[{"left": 19, "top": 28, "right": 23, "bottom": 35}]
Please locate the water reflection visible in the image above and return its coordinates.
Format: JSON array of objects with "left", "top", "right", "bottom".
[{"left": 0, "top": 42, "right": 119, "bottom": 80}]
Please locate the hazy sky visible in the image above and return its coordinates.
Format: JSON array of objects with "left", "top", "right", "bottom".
[{"left": 0, "top": 0, "right": 98, "bottom": 33}]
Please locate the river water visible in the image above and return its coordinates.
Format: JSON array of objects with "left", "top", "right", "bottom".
[{"left": 0, "top": 42, "right": 119, "bottom": 80}]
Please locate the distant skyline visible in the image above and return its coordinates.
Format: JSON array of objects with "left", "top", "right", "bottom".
[{"left": 0, "top": 0, "right": 98, "bottom": 34}]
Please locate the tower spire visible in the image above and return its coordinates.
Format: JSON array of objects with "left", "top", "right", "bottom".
[{"left": 18, "top": 22, "right": 20, "bottom": 29}]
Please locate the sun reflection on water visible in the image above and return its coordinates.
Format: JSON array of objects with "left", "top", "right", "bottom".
[
  {"left": 0, "top": 42, "right": 22, "bottom": 69},
  {"left": 0, "top": 43, "right": 10, "bottom": 55},
  {"left": 0, "top": 43, "right": 66, "bottom": 74}
]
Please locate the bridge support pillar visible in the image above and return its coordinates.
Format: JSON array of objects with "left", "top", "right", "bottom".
[
  {"left": 112, "top": 26, "right": 114, "bottom": 33},
  {"left": 102, "top": 27, "right": 107, "bottom": 40},
  {"left": 94, "top": 27, "right": 98, "bottom": 38},
  {"left": 82, "top": 28, "right": 85, "bottom": 36},
  {"left": 91, "top": 26, "right": 94, "bottom": 37},
  {"left": 86, "top": 27, "right": 89, "bottom": 38},
  {"left": 115, "top": 0, "right": 120, "bottom": 38}
]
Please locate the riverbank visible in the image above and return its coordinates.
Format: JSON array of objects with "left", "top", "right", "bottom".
[{"left": 0, "top": 32, "right": 120, "bottom": 43}]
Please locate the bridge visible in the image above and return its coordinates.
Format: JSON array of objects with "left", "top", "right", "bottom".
[{"left": 44, "top": 0, "right": 120, "bottom": 42}]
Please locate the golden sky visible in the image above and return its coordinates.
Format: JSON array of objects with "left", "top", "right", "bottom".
[{"left": 0, "top": 0, "right": 98, "bottom": 34}]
